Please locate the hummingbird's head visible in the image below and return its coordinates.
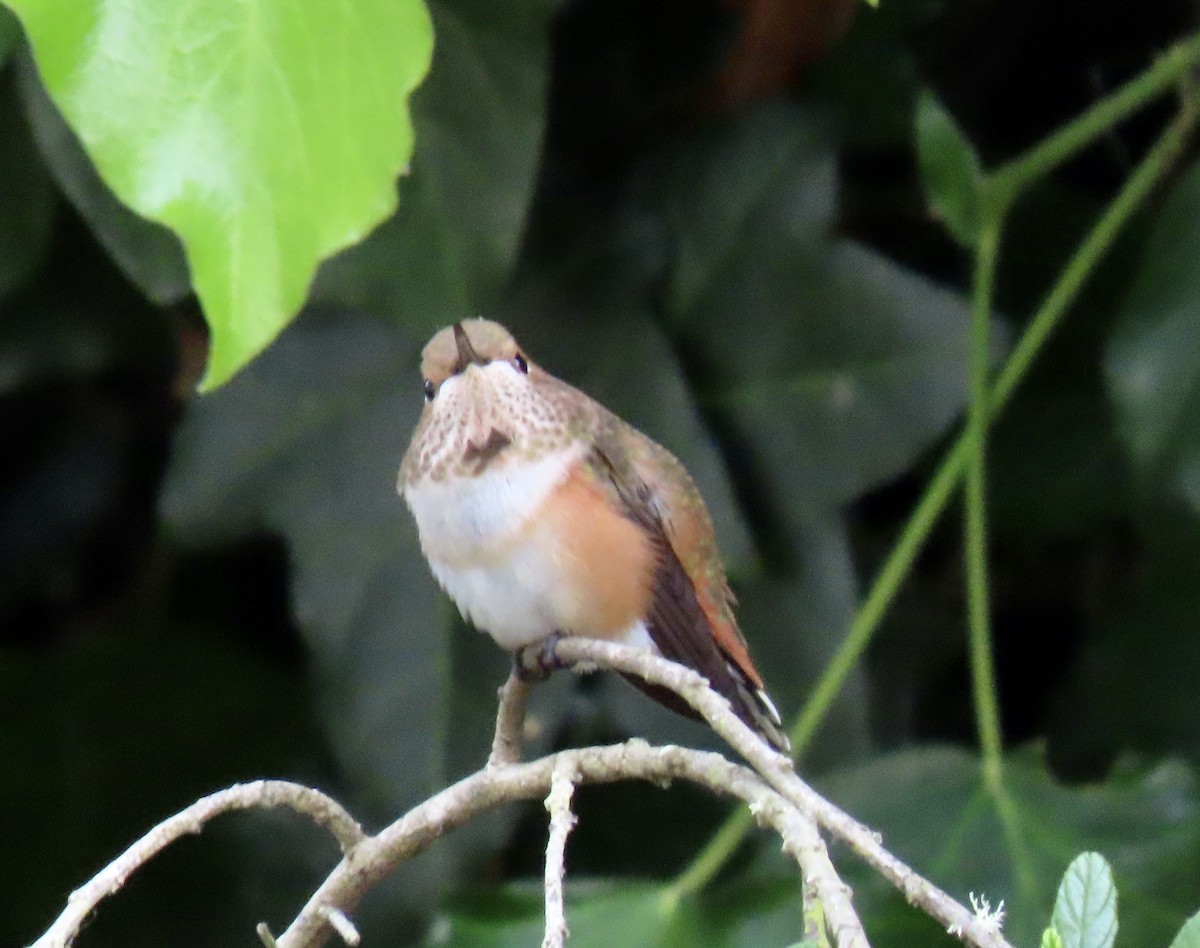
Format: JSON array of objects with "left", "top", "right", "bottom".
[{"left": 401, "top": 319, "right": 584, "bottom": 486}]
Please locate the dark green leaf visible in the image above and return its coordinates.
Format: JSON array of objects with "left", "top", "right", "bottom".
[
  {"left": 18, "top": 55, "right": 191, "bottom": 305},
  {"left": 0, "top": 68, "right": 54, "bottom": 301},
  {"left": 1048, "top": 511, "right": 1200, "bottom": 771},
  {"left": 651, "top": 105, "right": 973, "bottom": 519},
  {"left": 916, "top": 91, "right": 984, "bottom": 247},
  {"left": 1052, "top": 852, "right": 1118, "bottom": 948},
  {"left": 823, "top": 748, "right": 1200, "bottom": 946},
  {"left": 0, "top": 626, "right": 328, "bottom": 946},
  {"left": 1105, "top": 162, "right": 1200, "bottom": 513},
  {"left": 0, "top": 5, "right": 19, "bottom": 65},
  {"left": 434, "top": 877, "right": 804, "bottom": 947},
  {"left": 804, "top": 0, "right": 945, "bottom": 147}
]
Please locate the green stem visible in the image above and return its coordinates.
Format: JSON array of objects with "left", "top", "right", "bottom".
[
  {"left": 668, "top": 82, "right": 1199, "bottom": 903},
  {"left": 990, "top": 31, "right": 1200, "bottom": 205},
  {"left": 966, "top": 218, "right": 1004, "bottom": 786}
]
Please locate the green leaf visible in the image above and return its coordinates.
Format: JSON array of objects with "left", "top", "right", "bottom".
[
  {"left": 651, "top": 105, "right": 974, "bottom": 518},
  {"left": 0, "top": 5, "right": 20, "bottom": 66},
  {"left": 1044, "top": 928, "right": 1066, "bottom": 948},
  {"left": 0, "top": 626, "right": 328, "bottom": 946},
  {"left": 435, "top": 884, "right": 685, "bottom": 947},
  {"left": 915, "top": 90, "right": 984, "bottom": 247},
  {"left": 1052, "top": 853, "right": 1118, "bottom": 948},
  {"left": 823, "top": 748, "right": 1200, "bottom": 946},
  {"left": 434, "top": 876, "right": 805, "bottom": 947},
  {"left": 6, "top": 0, "right": 434, "bottom": 389},
  {"left": 1169, "top": 910, "right": 1200, "bottom": 948},
  {"left": 1047, "top": 511, "right": 1200, "bottom": 770},
  {"left": 0, "top": 68, "right": 54, "bottom": 301},
  {"left": 804, "top": 0, "right": 945, "bottom": 147},
  {"left": 1106, "top": 161, "right": 1200, "bottom": 513}
]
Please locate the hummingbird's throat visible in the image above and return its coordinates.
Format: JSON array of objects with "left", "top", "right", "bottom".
[{"left": 462, "top": 428, "right": 513, "bottom": 473}]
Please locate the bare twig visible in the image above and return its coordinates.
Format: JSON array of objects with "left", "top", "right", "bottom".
[
  {"left": 320, "top": 906, "right": 361, "bottom": 946},
  {"left": 32, "top": 781, "right": 364, "bottom": 948},
  {"left": 549, "top": 638, "right": 1014, "bottom": 948},
  {"left": 275, "top": 741, "right": 838, "bottom": 948},
  {"left": 542, "top": 761, "right": 578, "bottom": 948},
  {"left": 756, "top": 798, "right": 868, "bottom": 948},
  {"left": 489, "top": 669, "right": 530, "bottom": 767}
]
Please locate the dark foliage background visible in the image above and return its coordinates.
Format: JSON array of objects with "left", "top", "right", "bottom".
[{"left": 3, "top": 0, "right": 1200, "bottom": 944}]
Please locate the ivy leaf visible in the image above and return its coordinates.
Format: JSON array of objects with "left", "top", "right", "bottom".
[
  {"left": 6, "top": 0, "right": 434, "bottom": 388},
  {"left": 915, "top": 90, "right": 984, "bottom": 247},
  {"left": 1052, "top": 853, "right": 1118, "bottom": 948}
]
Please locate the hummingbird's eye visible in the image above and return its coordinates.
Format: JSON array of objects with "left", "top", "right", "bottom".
[
  {"left": 514, "top": 353, "right": 529, "bottom": 374},
  {"left": 423, "top": 379, "right": 436, "bottom": 402}
]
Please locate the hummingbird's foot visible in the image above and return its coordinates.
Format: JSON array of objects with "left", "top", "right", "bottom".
[{"left": 515, "top": 632, "right": 568, "bottom": 682}]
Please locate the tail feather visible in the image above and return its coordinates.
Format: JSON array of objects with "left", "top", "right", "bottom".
[{"left": 725, "top": 659, "right": 791, "bottom": 754}]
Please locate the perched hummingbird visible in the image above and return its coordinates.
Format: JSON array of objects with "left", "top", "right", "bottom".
[{"left": 399, "top": 319, "right": 790, "bottom": 753}]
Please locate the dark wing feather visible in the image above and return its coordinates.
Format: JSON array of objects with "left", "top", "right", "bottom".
[{"left": 587, "top": 445, "right": 790, "bottom": 752}]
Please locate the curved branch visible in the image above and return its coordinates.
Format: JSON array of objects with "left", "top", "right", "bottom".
[
  {"left": 548, "top": 638, "right": 1015, "bottom": 948},
  {"left": 32, "top": 780, "right": 364, "bottom": 948},
  {"left": 274, "top": 740, "right": 851, "bottom": 947}
]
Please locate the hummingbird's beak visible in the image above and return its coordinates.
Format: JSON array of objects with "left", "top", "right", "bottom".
[{"left": 452, "top": 323, "right": 486, "bottom": 374}]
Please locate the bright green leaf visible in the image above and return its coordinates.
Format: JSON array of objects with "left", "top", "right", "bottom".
[
  {"left": 823, "top": 748, "right": 1200, "bottom": 946},
  {"left": 6, "top": 0, "right": 434, "bottom": 388},
  {"left": 1106, "top": 161, "right": 1200, "bottom": 512},
  {"left": 916, "top": 90, "right": 984, "bottom": 247},
  {"left": 1169, "top": 910, "right": 1200, "bottom": 948},
  {"left": 1044, "top": 928, "right": 1066, "bottom": 948},
  {"left": 1052, "top": 853, "right": 1118, "bottom": 948}
]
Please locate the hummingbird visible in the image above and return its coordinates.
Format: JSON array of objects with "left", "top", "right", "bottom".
[{"left": 399, "top": 318, "right": 790, "bottom": 753}]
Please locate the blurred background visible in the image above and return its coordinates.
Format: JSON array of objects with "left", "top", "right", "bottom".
[{"left": 4, "top": 0, "right": 1200, "bottom": 944}]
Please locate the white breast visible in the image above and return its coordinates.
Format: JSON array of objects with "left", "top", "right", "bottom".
[
  {"left": 404, "top": 445, "right": 585, "bottom": 648},
  {"left": 403, "top": 445, "right": 582, "bottom": 564}
]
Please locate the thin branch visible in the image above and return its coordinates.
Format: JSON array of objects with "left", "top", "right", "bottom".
[
  {"left": 32, "top": 781, "right": 364, "bottom": 948},
  {"left": 542, "top": 761, "right": 578, "bottom": 948},
  {"left": 320, "top": 906, "right": 361, "bottom": 946},
  {"left": 489, "top": 668, "right": 530, "bottom": 768},
  {"left": 273, "top": 740, "right": 854, "bottom": 948},
  {"left": 550, "top": 639, "right": 1014, "bottom": 948},
  {"left": 752, "top": 795, "right": 869, "bottom": 948}
]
